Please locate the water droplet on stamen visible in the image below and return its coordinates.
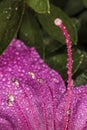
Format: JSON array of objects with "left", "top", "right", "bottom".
[
  {"left": 66, "top": 39, "right": 69, "bottom": 44},
  {"left": 71, "top": 80, "right": 74, "bottom": 87},
  {"left": 67, "top": 109, "right": 71, "bottom": 115}
]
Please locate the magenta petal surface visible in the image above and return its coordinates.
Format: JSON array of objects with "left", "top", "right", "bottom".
[
  {"left": 1, "top": 39, "right": 87, "bottom": 130},
  {"left": 0, "top": 39, "right": 66, "bottom": 130},
  {"left": 68, "top": 85, "right": 87, "bottom": 130}
]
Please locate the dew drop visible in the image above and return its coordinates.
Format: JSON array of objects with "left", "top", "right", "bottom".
[
  {"left": 71, "top": 79, "right": 74, "bottom": 87},
  {"left": 15, "top": 7, "right": 18, "bottom": 11},
  {"left": 53, "top": 78, "right": 59, "bottom": 83},
  {"left": 12, "top": 78, "right": 19, "bottom": 87},
  {"left": 6, "top": 14, "right": 11, "bottom": 20},
  {"left": 28, "top": 72, "right": 35, "bottom": 79},
  {"left": 67, "top": 109, "right": 71, "bottom": 115},
  {"left": 66, "top": 39, "right": 69, "bottom": 44},
  {"left": 37, "top": 78, "right": 43, "bottom": 83},
  {"left": 67, "top": 70, "right": 71, "bottom": 75},
  {"left": 7, "top": 94, "right": 14, "bottom": 106},
  {"left": 3, "top": 10, "right": 8, "bottom": 14},
  {"left": 8, "top": 7, "right": 11, "bottom": 10},
  {"left": 5, "top": 10, "right": 8, "bottom": 13},
  {"left": 25, "top": 33, "right": 28, "bottom": 37}
]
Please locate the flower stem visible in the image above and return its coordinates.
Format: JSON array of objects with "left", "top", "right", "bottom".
[{"left": 54, "top": 18, "right": 73, "bottom": 130}]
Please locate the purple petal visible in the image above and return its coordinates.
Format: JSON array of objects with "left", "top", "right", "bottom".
[
  {"left": 68, "top": 85, "right": 87, "bottom": 130},
  {"left": 0, "top": 39, "right": 66, "bottom": 130}
]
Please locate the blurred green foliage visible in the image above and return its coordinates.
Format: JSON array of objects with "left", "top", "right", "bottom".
[{"left": 0, "top": 0, "right": 87, "bottom": 86}]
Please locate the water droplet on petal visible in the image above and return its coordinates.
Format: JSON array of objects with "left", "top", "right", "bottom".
[
  {"left": 12, "top": 78, "right": 19, "bottom": 87},
  {"left": 53, "top": 78, "right": 59, "bottom": 83},
  {"left": 28, "top": 72, "right": 35, "bottom": 79},
  {"left": 7, "top": 94, "right": 14, "bottom": 106},
  {"left": 37, "top": 78, "right": 43, "bottom": 83}
]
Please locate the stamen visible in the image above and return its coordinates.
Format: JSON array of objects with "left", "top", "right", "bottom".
[{"left": 54, "top": 18, "right": 73, "bottom": 130}]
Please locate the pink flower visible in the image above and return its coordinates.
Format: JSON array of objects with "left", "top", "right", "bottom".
[
  {"left": 0, "top": 39, "right": 66, "bottom": 130},
  {"left": 0, "top": 19, "right": 87, "bottom": 130}
]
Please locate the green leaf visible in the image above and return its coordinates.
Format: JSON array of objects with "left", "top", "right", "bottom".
[
  {"left": 19, "top": 10, "right": 43, "bottom": 56},
  {"left": 71, "top": 18, "right": 80, "bottom": 31},
  {"left": 74, "top": 70, "right": 87, "bottom": 86},
  {"left": 19, "top": 10, "right": 42, "bottom": 45},
  {"left": 83, "top": 0, "right": 87, "bottom": 8},
  {"left": 73, "top": 52, "right": 84, "bottom": 74},
  {"left": 19, "top": 10, "right": 63, "bottom": 58},
  {"left": 78, "top": 11, "right": 87, "bottom": 43},
  {"left": 50, "top": 0, "right": 68, "bottom": 9},
  {"left": 43, "top": 37, "right": 63, "bottom": 56},
  {"left": 45, "top": 51, "right": 84, "bottom": 80},
  {"left": 64, "top": 0, "right": 84, "bottom": 16},
  {"left": 0, "top": 0, "right": 24, "bottom": 55},
  {"left": 26, "top": 0, "right": 50, "bottom": 13},
  {"left": 38, "top": 4, "right": 78, "bottom": 45}
]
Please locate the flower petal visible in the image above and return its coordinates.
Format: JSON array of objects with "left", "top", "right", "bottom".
[
  {"left": 0, "top": 39, "right": 66, "bottom": 130},
  {"left": 69, "top": 85, "right": 87, "bottom": 130}
]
